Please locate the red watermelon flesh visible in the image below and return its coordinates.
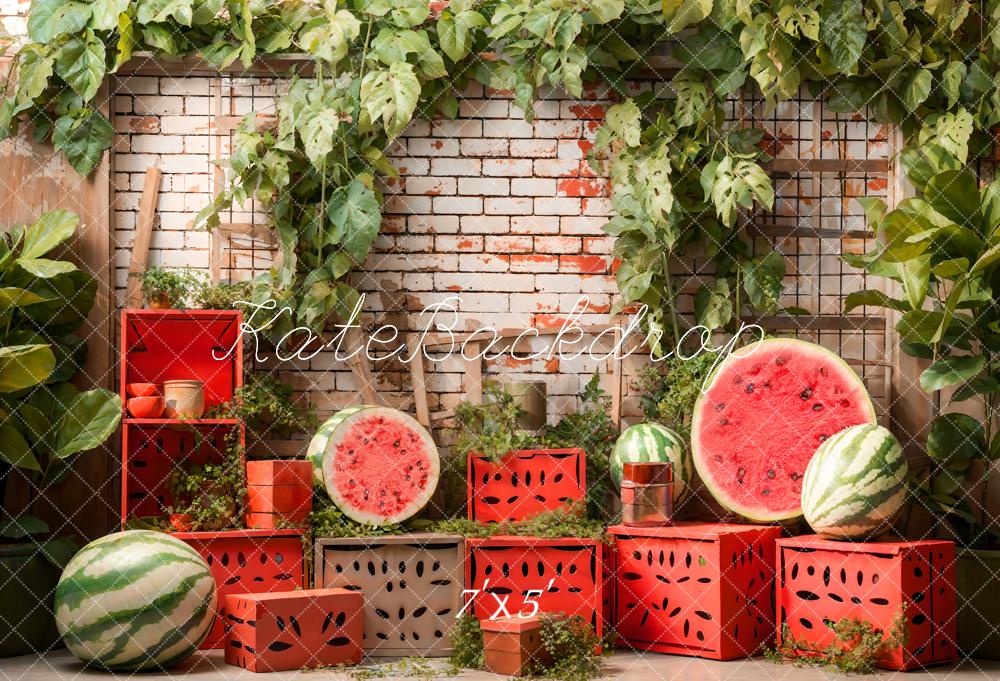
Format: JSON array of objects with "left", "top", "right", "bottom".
[
  {"left": 323, "top": 407, "right": 440, "bottom": 525},
  {"left": 691, "top": 339, "right": 876, "bottom": 522}
]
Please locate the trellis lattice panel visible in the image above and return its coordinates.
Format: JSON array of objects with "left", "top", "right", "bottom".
[
  {"left": 465, "top": 536, "right": 605, "bottom": 639},
  {"left": 609, "top": 523, "right": 780, "bottom": 660},
  {"left": 314, "top": 534, "right": 465, "bottom": 658},
  {"left": 175, "top": 529, "right": 306, "bottom": 649},
  {"left": 777, "top": 535, "right": 958, "bottom": 671}
]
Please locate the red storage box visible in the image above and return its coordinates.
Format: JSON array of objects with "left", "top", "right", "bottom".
[
  {"left": 481, "top": 615, "right": 546, "bottom": 676},
  {"left": 777, "top": 535, "right": 957, "bottom": 671},
  {"left": 609, "top": 523, "right": 780, "bottom": 660},
  {"left": 176, "top": 529, "right": 306, "bottom": 649},
  {"left": 465, "top": 536, "right": 604, "bottom": 638},
  {"left": 468, "top": 449, "right": 585, "bottom": 523},
  {"left": 223, "top": 588, "right": 363, "bottom": 672},
  {"left": 246, "top": 460, "right": 313, "bottom": 529}
]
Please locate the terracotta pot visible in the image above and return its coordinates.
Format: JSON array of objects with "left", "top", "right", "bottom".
[
  {"left": 126, "top": 382, "right": 159, "bottom": 397},
  {"left": 163, "top": 379, "right": 205, "bottom": 419},
  {"left": 957, "top": 548, "right": 1000, "bottom": 659},
  {"left": 0, "top": 543, "right": 62, "bottom": 657},
  {"left": 170, "top": 513, "right": 194, "bottom": 532},
  {"left": 147, "top": 292, "right": 171, "bottom": 309}
]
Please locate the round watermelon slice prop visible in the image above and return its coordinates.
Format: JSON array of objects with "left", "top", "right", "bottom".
[
  {"left": 317, "top": 406, "right": 440, "bottom": 525},
  {"left": 691, "top": 338, "right": 876, "bottom": 522}
]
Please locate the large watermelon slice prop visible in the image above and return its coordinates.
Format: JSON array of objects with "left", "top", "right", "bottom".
[
  {"left": 313, "top": 406, "right": 440, "bottom": 525},
  {"left": 691, "top": 338, "right": 876, "bottom": 522},
  {"left": 54, "top": 530, "right": 217, "bottom": 671}
]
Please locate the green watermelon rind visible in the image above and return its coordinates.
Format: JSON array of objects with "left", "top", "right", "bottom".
[
  {"left": 801, "top": 423, "right": 908, "bottom": 540},
  {"left": 306, "top": 406, "right": 366, "bottom": 488},
  {"left": 54, "top": 530, "right": 216, "bottom": 671},
  {"left": 609, "top": 423, "right": 691, "bottom": 503},
  {"left": 691, "top": 338, "right": 878, "bottom": 523},
  {"left": 320, "top": 406, "right": 440, "bottom": 525}
]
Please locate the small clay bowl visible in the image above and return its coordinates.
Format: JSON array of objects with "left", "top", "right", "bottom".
[
  {"left": 126, "top": 383, "right": 159, "bottom": 397},
  {"left": 128, "top": 396, "right": 164, "bottom": 418}
]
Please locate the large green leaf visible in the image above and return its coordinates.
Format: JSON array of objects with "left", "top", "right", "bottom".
[
  {"left": 663, "top": 0, "right": 713, "bottom": 32},
  {"left": 19, "top": 210, "right": 78, "bottom": 261},
  {"left": 136, "top": 0, "right": 194, "bottom": 25},
  {"left": 819, "top": 0, "right": 867, "bottom": 73},
  {"left": 360, "top": 62, "right": 420, "bottom": 138},
  {"left": 0, "top": 287, "right": 50, "bottom": 309},
  {"left": 843, "top": 289, "right": 908, "bottom": 312},
  {"left": 603, "top": 99, "right": 641, "bottom": 148},
  {"left": 928, "top": 412, "right": 985, "bottom": 464},
  {"left": 56, "top": 30, "right": 107, "bottom": 102},
  {"left": 27, "top": 0, "right": 91, "bottom": 43},
  {"left": 52, "top": 110, "right": 114, "bottom": 176},
  {"left": 901, "top": 68, "right": 932, "bottom": 112},
  {"left": 920, "top": 355, "right": 986, "bottom": 392},
  {"left": 439, "top": 5, "right": 487, "bottom": 61},
  {"left": 925, "top": 170, "right": 979, "bottom": 228},
  {"left": 900, "top": 255, "right": 930, "bottom": 310},
  {"left": 298, "top": 10, "right": 361, "bottom": 64},
  {"left": 297, "top": 106, "right": 341, "bottom": 170},
  {"left": 742, "top": 251, "right": 785, "bottom": 314},
  {"left": 51, "top": 388, "right": 122, "bottom": 459},
  {"left": 0, "top": 515, "right": 48, "bottom": 539},
  {"left": 0, "top": 344, "right": 55, "bottom": 393},
  {"left": 17, "top": 257, "right": 78, "bottom": 279},
  {"left": 91, "top": 0, "right": 129, "bottom": 30},
  {"left": 0, "top": 423, "right": 40, "bottom": 471},
  {"left": 327, "top": 179, "right": 381, "bottom": 264},
  {"left": 695, "top": 279, "right": 733, "bottom": 329}
]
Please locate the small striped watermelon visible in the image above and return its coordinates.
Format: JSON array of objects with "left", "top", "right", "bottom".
[
  {"left": 610, "top": 423, "right": 691, "bottom": 502},
  {"left": 306, "top": 406, "right": 365, "bottom": 487},
  {"left": 801, "top": 424, "right": 908, "bottom": 540},
  {"left": 55, "top": 531, "right": 217, "bottom": 671},
  {"left": 317, "top": 406, "right": 440, "bottom": 524}
]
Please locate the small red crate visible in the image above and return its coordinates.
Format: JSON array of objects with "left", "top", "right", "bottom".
[
  {"left": 481, "top": 615, "right": 546, "bottom": 676},
  {"left": 175, "top": 529, "right": 306, "bottom": 649},
  {"left": 467, "top": 449, "right": 585, "bottom": 523},
  {"left": 247, "top": 460, "right": 313, "bottom": 487},
  {"left": 609, "top": 523, "right": 780, "bottom": 660},
  {"left": 223, "top": 588, "right": 363, "bottom": 672},
  {"left": 465, "top": 536, "right": 603, "bottom": 638},
  {"left": 777, "top": 535, "right": 957, "bottom": 671}
]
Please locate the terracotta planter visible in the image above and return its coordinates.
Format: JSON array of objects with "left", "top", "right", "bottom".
[
  {"left": 957, "top": 548, "right": 1000, "bottom": 659},
  {"left": 147, "top": 292, "right": 171, "bottom": 309},
  {"left": 0, "top": 543, "right": 62, "bottom": 657},
  {"left": 163, "top": 379, "right": 205, "bottom": 419},
  {"left": 482, "top": 616, "right": 548, "bottom": 676}
]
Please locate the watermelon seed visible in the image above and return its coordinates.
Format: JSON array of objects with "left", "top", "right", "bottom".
[
  {"left": 714, "top": 455, "right": 723, "bottom": 463},
  {"left": 745, "top": 383, "right": 755, "bottom": 393},
  {"left": 734, "top": 375, "right": 743, "bottom": 384},
  {"left": 736, "top": 467, "right": 746, "bottom": 483},
  {"left": 817, "top": 434, "right": 828, "bottom": 442},
  {"left": 715, "top": 402, "right": 725, "bottom": 411},
  {"left": 800, "top": 387, "right": 813, "bottom": 399},
  {"left": 789, "top": 472, "right": 801, "bottom": 481},
  {"left": 766, "top": 469, "right": 775, "bottom": 479},
  {"left": 812, "top": 404, "right": 823, "bottom": 411},
  {"left": 775, "top": 355, "right": 785, "bottom": 365},
  {"left": 718, "top": 418, "right": 729, "bottom": 426},
  {"left": 761, "top": 488, "right": 770, "bottom": 496}
]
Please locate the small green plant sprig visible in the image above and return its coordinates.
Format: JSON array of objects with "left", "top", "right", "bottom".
[
  {"left": 766, "top": 610, "right": 909, "bottom": 674},
  {"left": 307, "top": 495, "right": 403, "bottom": 539},
  {"left": 193, "top": 279, "right": 255, "bottom": 312},
  {"left": 130, "top": 267, "right": 204, "bottom": 309},
  {"left": 432, "top": 501, "right": 606, "bottom": 542},
  {"left": 636, "top": 352, "right": 718, "bottom": 441},
  {"left": 210, "top": 373, "right": 318, "bottom": 438},
  {"left": 454, "top": 381, "right": 530, "bottom": 463},
  {"left": 448, "top": 613, "right": 604, "bottom": 681}
]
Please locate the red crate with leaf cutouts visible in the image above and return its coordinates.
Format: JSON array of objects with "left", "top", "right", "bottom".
[{"left": 467, "top": 449, "right": 585, "bottom": 523}]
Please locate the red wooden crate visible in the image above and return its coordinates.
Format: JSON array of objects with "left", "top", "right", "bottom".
[
  {"left": 609, "top": 523, "right": 780, "bottom": 660},
  {"left": 465, "top": 536, "right": 603, "bottom": 638},
  {"left": 246, "top": 460, "right": 313, "bottom": 487},
  {"left": 246, "top": 461, "right": 313, "bottom": 529},
  {"left": 223, "top": 588, "right": 363, "bottom": 672},
  {"left": 121, "top": 421, "right": 244, "bottom": 522},
  {"left": 467, "top": 449, "right": 585, "bottom": 523},
  {"left": 777, "top": 535, "right": 957, "bottom": 671},
  {"left": 120, "top": 309, "right": 243, "bottom": 411},
  {"left": 175, "top": 529, "right": 306, "bottom": 649}
]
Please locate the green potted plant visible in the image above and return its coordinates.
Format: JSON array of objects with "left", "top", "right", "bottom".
[
  {"left": 0, "top": 210, "right": 122, "bottom": 657},
  {"left": 846, "top": 163, "right": 1000, "bottom": 658},
  {"left": 166, "top": 430, "right": 245, "bottom": 532},
  {"left": 130, "top": 267, "right": 202, "bottom": 309}
]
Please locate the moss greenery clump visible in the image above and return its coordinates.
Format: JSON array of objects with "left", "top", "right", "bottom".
[
  {"left": 432, "top": 501, "right": 605, "bottom": 541},
  {"left": 210, "top": 372, "right": 318, "bottom": 437},
  {"left": 166, "top": 427, "right": 246, "bottom": 531},
  {"left": 193, "top": 279, "right": 255, "bottom": 312},
  {"left": 765, "top": 611, "right": 909, "bottom": 674},
  {"left": 448, "top": 613, "right": 604, "bottom": 681}
]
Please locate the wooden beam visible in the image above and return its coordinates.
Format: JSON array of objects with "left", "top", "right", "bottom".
[
  {"left": 125, "top": 167, "right": 162, "bottom": 308},
  {"left": 213, "top": 114, "right": 278, "bottom": 134},
  {"left": 408, "top": 332, "right": 431, "bottom": 428},
  {"left": 217, "top": 221, "right": 277, "bottom": 244},
  {"left": 764, "top": 158, "right": 890, "bottom": 174},
  {"left": 116, "top": 52, "right": 315, "bottom": 77},
  {"left": 464, "top": 320, "right": 483, "bottom": 405},
  {"left": 752, "top": 222, "right": 871, "bottom": 240},
  {"left": 344, "top": 325, "right": 381, "bottom": 405},
  {"left": 743, "top": 314, "right": 886, "bottom": 331}
]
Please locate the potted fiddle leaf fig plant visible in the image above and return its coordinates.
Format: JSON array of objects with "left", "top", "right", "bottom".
[
  {"left": 0, "top": 210, "right": 122, "bottom": 657},
  {"left": 845, "top": 163, "right": 1000, "bottom": 658}
]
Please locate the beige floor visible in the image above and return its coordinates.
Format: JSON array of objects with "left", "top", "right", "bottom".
[{"left": 2, "top": 650, "right": 1000, "bottom": 680}]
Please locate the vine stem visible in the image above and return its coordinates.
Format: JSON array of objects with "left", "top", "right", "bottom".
[{"left": 661, "top": 252, "right": 681, "bottom": 350}]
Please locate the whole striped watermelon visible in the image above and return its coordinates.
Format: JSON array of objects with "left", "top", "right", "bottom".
[
  {"left": 306, "top": 405, "right": 365, "bottom": 487},
  {"left": 801, "top": 424, "right": 908, "bottom": 540},
  {"left": 610, "top": 423, "right": 691, "bottom": 502},
  {"left": 55, "top": 531, "right": 216, "bottom": 671}
]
